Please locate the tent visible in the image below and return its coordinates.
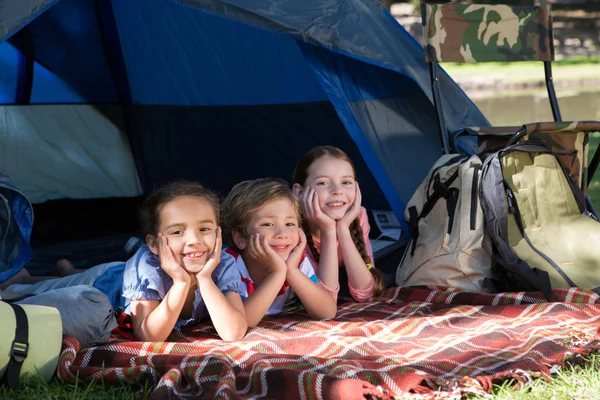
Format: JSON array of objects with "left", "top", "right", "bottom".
[{"left": 0, "top": 0, "right": 488, "bottom": 275}]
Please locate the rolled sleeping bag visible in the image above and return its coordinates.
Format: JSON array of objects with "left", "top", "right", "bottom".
[{"left": 0, "top": 302, "right": 62, "bottom": 388}]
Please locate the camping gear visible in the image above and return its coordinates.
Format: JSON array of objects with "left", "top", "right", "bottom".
[
  {"left": 0, "top": 0, "right": 490, "bottom": 263},
  {"left": 0, "top": 302, "right": 62, "bottom": 388},
  {"left": 480, "top": 140, "right": 600, "bottom": 300},
  {"left": 57, "top": 285, "right": 600, "bottom": 399},
  {"left": 0, "top": 170, "right": 34, "bottom": 284},
  {"left": 421, "top": 2, "right": 559, "bottom": 155},
  {"left": 422, "top": 3, "right": 600, "bottom": 175},
  {"left": 396, "top": 154, "right": 493, "bottom": 292},
  {"left": 17, "top": 285, "right": 118, "bottom": 347}
]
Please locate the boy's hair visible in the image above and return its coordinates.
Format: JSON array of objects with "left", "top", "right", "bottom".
[
  {"left": 139, "top": 181, "right": 220, "bottom": 236},
  {"left": 221, "top": 178, "right": 301, "bottom": 252},
  {"left": 293, "top": 146, "right": 385, "bottom": 296}
]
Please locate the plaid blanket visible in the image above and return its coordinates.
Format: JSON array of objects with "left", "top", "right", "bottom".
[{"left": 57, "top": 286, "right": 600, "bottom": 399}]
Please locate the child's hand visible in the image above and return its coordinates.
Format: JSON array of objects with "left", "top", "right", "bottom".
[
  {"left": 158, "top": 233, "right": 191, "bottom": 284},
  {"left": 301, "top": 187, "right": 336, "bottom": 232},
  {"left": 195, "top": 227, "right": 222, "bottom": 282},
  {"left": 247, "top": 234, "right": 287, "bottom": 274},
  {"left": 285, "top": 229, "right": 307, "bottom": 271},
  {"left": 337, "top": 184, "right": 362, "bottom": 230}
]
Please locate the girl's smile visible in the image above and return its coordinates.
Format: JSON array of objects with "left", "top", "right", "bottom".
[
  {"left": 303, "top": 157, "right": 357, "bottom": 220},
  {"left": 148, "top": 196, "right": 217, "bottom": 274}
]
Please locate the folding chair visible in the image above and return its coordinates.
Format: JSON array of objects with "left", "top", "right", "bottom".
[{"left": 421, "top": 2, "right": 600, "bottom": 196}]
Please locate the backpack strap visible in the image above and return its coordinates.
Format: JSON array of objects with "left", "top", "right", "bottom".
[
  {"left": 3, "top": 303, "right": 29, "bottom": 389},
  {"left": 409, "top": 168, "right": 461, "bottom": 256}
]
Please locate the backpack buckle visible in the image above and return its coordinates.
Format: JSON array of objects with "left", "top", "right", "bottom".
[{"left": 10, "top": 340, "right": 29, "bottom": 363}]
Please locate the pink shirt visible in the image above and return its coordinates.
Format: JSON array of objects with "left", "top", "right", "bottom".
[{"left": 305, "top": 207, "right": 375, "bottom": 302}]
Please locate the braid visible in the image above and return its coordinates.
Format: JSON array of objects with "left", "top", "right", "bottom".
[
  {"left": 349, "top": 219, "right": 371, "bottom": 265},
  {"left": 303, "top": 219, "right": 320, "bottom": 263},
  {"left": 349, "top": 218, "right": 385, "bottom": 296}
]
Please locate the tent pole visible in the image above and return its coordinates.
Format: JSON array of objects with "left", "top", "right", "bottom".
[{"left": 429, "top": 59, "right": 450, "bottom": 154}]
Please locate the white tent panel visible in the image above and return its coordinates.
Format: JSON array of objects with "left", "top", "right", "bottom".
[{"left": 0, "top": 105, "right": 142, "bottom": 204}]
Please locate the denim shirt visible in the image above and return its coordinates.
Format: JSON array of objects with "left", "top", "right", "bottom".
[{"left": 121, "top": 245, "right": 242, "bottom": 327}]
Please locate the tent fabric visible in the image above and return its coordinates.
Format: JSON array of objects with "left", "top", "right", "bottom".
[
  {"left": 175, "top": 0, "right": 489, "bottom": 130},
  {"left": 0, "top": 0, "right": 58, "bottom": 43},
  {"left": 0, "top": 105, "right": 143, "bottom": 204},
  {"left": 111, "top": 0, "right": 328, "bottom": 106},
  {"left": 0, "top": 0, "right": 119, "bottom": 104},
  {"left": 126, "top": 102, "right": 391, "bottom": 211},
  {"left": 0, "top": 0, "right": 490, "bottom": 262}
]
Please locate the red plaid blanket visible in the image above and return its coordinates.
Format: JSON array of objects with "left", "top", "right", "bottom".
[{"left": 57, "top": 286, "right": 600, "bottom": 399}]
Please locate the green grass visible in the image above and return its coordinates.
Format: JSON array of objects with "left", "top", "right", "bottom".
[
  {"left": 468, "top": 354, "right": 600, "bottom": 400},
  {"left": 5, "top": 354, "right": 600, "bottom": 399},
  {"left": 0, "top": 374, "right": 150, "bottom": 400},
  {"left": 442, "top": 55, "right": 600, "bottom": 84}
]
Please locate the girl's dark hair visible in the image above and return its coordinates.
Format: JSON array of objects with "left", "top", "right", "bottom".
[
  {"left": 139, "top": 181, "right": 219, "bottom": 236},
  {"left": 221, "top": 178, "right": 301, "bottom": 252},
  {"left": 292, "top": 146, "right": 385, "bottom": 296}
]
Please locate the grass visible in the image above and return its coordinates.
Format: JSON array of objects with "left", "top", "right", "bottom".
[
  {"left": 0, "top": 373, "right": 150, "bottom": 400},
  {"left": 442, "top": 55, "right": 600, "bottom": 84},
  {"left": 4, "top": 354, "right": 600, "bottom": 399},
  {"left": 468, "top": 354, "right": 600, "bottom": 400}
]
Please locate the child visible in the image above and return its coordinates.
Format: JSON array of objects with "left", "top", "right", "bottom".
[
  {"left": 2, "top": 181, "right": 247, "bottom": 342},
  {"left": 221, "top": 178, "right": 337, "bottom": 327},
  {"left": 292, "top": 146, "right": 385, "bottom": 302}
]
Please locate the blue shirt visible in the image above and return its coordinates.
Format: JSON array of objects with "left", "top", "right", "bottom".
[{"left": 120, "top": 245, "right": 243, "bottom": 327}]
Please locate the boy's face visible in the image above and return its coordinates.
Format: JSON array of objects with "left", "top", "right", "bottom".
[
  {"left": 242, "top": 198, "right": 300, "bottom": 261},
  {"left": 147, "top": 196, "right": 217, "bottom": 274}
]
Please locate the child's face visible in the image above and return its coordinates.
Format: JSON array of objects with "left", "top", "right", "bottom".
[
  {"left": 303, "top": 157, "right": 356, "bottom": 220},
  {"left": 149, "top": 196, "right": 217, "bottom": 274},
  {"left": 244, "top": 198, "right": 300, "bottom": 261}
]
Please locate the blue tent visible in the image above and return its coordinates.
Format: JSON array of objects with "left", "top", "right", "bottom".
[{"left": 0, "top": 0, "right": 488, "bottom": 275}]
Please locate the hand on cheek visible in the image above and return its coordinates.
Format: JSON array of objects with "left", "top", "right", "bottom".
[
  {"left": 286, "top": 229, "right": 306, "bottom": 270},
  {"left": 337, "top": 184, "right": 362, "bottom": 229},
  {"left": 301, "top": 187, "right": 336, "bottom": 231},
  {"left": 247, "top": 233, "right": 287, "bottom": 273},
  {"left": 196, "top": 227, "right": 222, "bottom": 282},
  {"left": 158, "top": 233, "right": 191, "bottom": 284}
]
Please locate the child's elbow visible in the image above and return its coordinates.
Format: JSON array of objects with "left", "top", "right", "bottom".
[
  {"left": 220, "top": 325, "right": 247, "bottom": 342},
  {"left": 309, "top": 305, "right": 337, "bottom": 320},
  {"left": 322, "top": 306, "right": 337, "bottom": 319}
]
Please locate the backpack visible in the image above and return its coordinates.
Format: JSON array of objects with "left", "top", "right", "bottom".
[
  {"left": 0, "top": 170, "right": 34, "bottom": 284},
  {"left": 479, "top": 142, "right": 600, "bottom": 301},
  {"left": 395, "top": 154, "right": 494, "bottom": 292}
]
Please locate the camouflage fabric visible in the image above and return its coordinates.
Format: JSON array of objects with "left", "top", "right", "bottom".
[
  {"left": 459, "top": 121, "right": 600, "bottom": 192},
  {"left": 463, "top": 126, "right": 522, "bottom": 136},
  {"left": 520, "top": 121, "right": 600, "bottom": 193},
  {"left": 423, "top": 4, "right": 553, "bottom": 63}
]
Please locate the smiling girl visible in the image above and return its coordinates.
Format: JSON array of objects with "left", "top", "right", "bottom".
[
  {"left": 123, "top": 181, "right": 247, "bottom": 341},
  {"left": 1, "top": 181, "right": 248, "bottom": 342},
  {"left": 292, "top": 146, "right": 385, "bottom": 302}
]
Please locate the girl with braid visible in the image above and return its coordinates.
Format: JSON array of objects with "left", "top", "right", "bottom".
[{"left": 292, "top": 146, "right": 385, "bottom": 302}]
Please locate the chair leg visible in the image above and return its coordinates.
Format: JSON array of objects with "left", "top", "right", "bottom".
[{"left": 544, "top": 61, "right": 562, "bottom": 122}]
